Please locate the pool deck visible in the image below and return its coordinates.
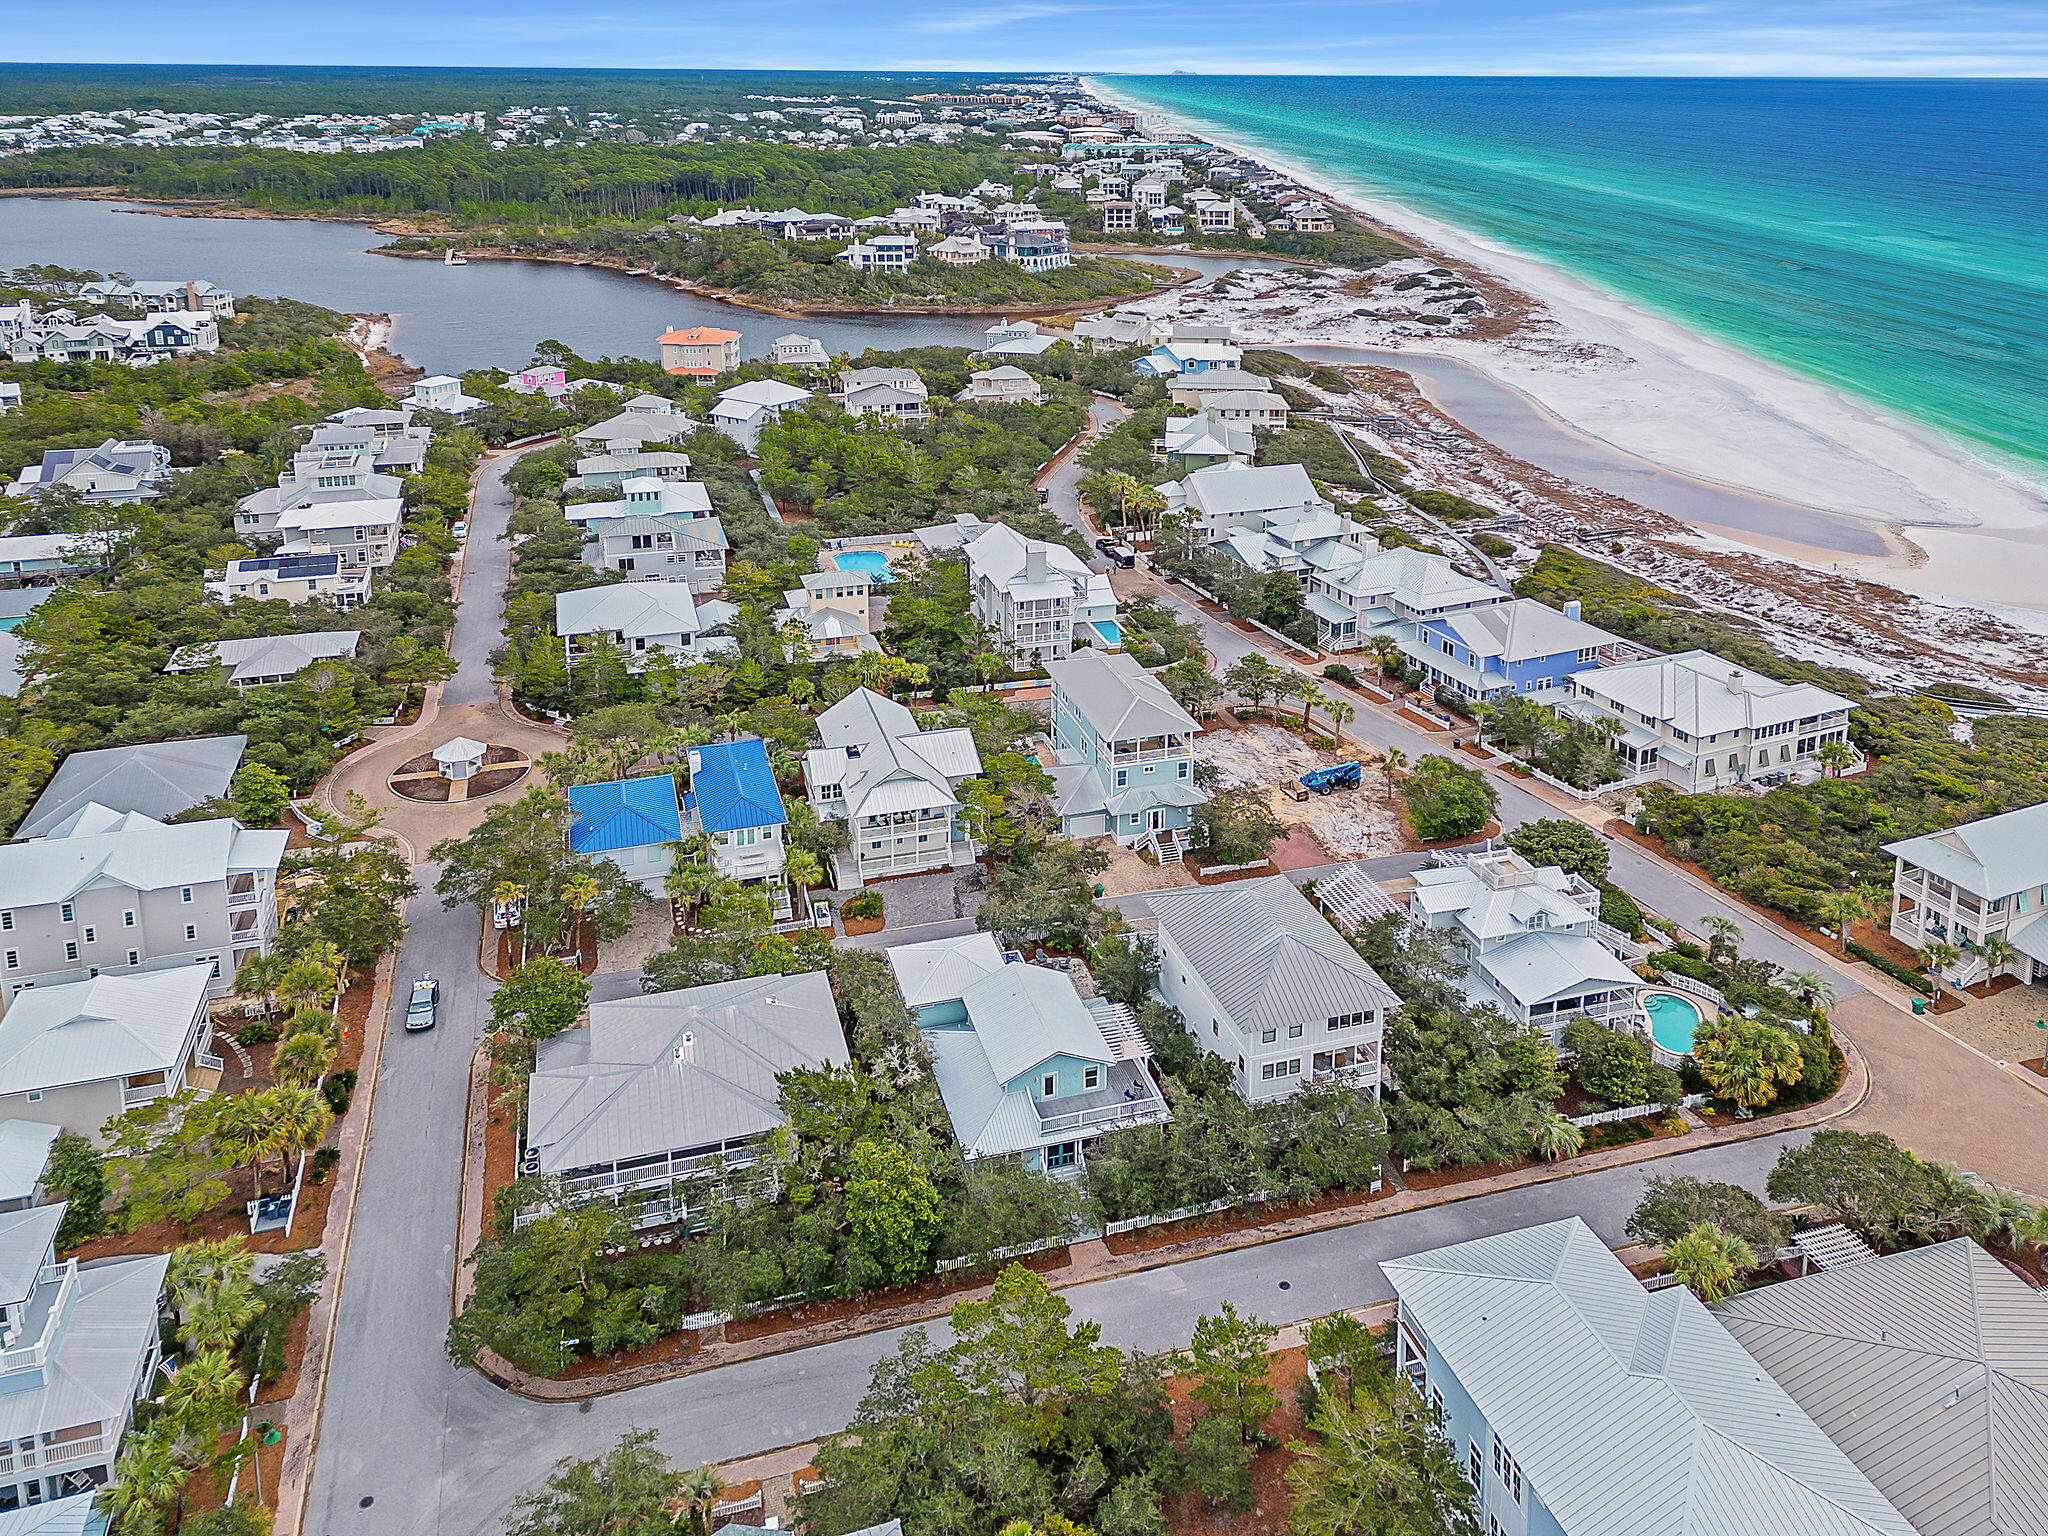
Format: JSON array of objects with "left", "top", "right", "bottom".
[{"left": 1639, "top": 985, "right": 1708, "bottom": 1067}]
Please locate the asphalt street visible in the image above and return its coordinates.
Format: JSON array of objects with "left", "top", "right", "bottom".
[{"left": 303, "top": 444, "right": 1851, "bottom": 1535}]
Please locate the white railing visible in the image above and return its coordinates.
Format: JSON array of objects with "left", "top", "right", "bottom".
[
  {"left": 1654, "top": 972, "right": 1728, "bottom": 1011},
  {"left": 1592, "top": 920, "right": 1651, "bottom": 963},
  {"left": 0, "top": 1432, "right": 106, "bottom": 1475},
  {"left": 0, "top": 1262, "right": 76, "bottom": 1376},
  {"left": 227, "top": 889, "right": 260, "bottom": 908},
  {"left": 195, "top": 1051, "right": 225, "bottom": 1072},
  {"left": 1568, "top": 1094, "right": 1707, "bottom": 1129},
  {"left": 1035, "top": 1095, "right": 1171, "bottom": 1139},
  {"left": 121, "top": 1082, "right": 167, "bottom": 1108},
  {"left": 1524, "top": 763, "right": 1663, "bottom": 801}
]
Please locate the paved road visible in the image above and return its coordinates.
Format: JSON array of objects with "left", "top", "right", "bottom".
[
  {"left": 444, "top": 457, "right": 521, "bottom": 707},
  {"left": 1043, "top": 395, "right": 1129, "bottom": 563},
  {"left": 318, "top": 1105, "right": 1805, "bottom": 1536}
]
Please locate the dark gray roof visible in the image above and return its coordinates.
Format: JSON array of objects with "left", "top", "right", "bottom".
[
  {"left": 527, "top": 972, "right": 848, "bottom": 1176},
  {"left": 1716, "top": 1238, "right": 2048, "bottom": 1536},
  {"left": 17, "top": 734, "right": 246, "bottom": 839}
]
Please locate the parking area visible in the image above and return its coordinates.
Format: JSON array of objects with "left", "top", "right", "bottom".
[{"left": 1196, "top": 723, "right": 1408, "bottom": 861}]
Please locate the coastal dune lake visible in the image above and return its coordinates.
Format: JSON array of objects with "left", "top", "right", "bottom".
[{"left": 0, "top": 198, "right": 1279, "bottom": 373}]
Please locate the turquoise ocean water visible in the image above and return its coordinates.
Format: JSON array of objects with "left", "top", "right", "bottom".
[{"left": 1096, "top": 77, "right": 2048, "bottom": 478}]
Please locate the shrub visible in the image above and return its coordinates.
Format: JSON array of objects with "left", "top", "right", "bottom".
[
  {"left": 310, "top": 1147, "right": 342, "bottom": 1185},
  {"left": 1400, "top": 755, "right": 1497, "bottom": 842},
  {"left": 236, "top": 1018, "right": 282, "bottom": 1047},
  {"left": 321, "top": 1068, "right": 357, "bottom": 1116},
  {"left": 1321, "top": 663, "right": 1357, "bottom": 686},
  {"left": 841, "top": 889, "right": 884, "bottom": 922},
  {"left": 1846, "top": 940, "right": 1935, "bottom": 994},
  {"left": 1599, "top": 887, "right": 1645, "bottom": 937}
]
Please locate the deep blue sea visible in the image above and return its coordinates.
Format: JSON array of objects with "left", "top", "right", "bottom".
[{"left": 1096, "top": 77, "right": 2048, "bottom": 476}]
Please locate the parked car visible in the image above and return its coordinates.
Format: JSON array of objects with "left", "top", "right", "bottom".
[
  {"left": 451, "top": 519, "right": 469, "bottom": 538},
  {"left": 405, "top": 975, "right": 439, "bottom": 1032},
  {"left": 1094, "top": 537, "right": 1137, "bottom": 568}
]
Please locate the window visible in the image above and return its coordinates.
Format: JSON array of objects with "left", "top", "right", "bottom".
[
  {"left": 2, "top": 952, "right": 13, "bottom": 971},
  {"left": 0, "top": 912, "right": 9, "bottom": 931},
  {"left": 1083, "top": 1066, "right": 1101, "bottom": 1090},
  {"left": 127, "top": 950, "right": 139, "bottom": 967},
  {"left": 1041, "top": 1073, "right": 1057, "bottom": 1099},
  {"left": 124, "top": 910, "right": 135, "bottom": 927},
  {"left": 1469, "top": 1443, "right": 1482, "bottom": 1494},
  {"left": 1045, "top": 1142, "right": 1077, "bottom": 1170},
  {"left": 60, "top": 902, "right": 73, "bottom": 923},
  {"left": 24, "top": 1091, "right": 39, "bottom": 1104},
  {"left": 1178, "top": 759, "right": 1190, "bottom": 780},
  {"left": 1288, "top": 1022, "right": 1303, "bottom": 1039},
  {"left": 82, "top": 926, "right": 95, "bottom": 944},
  {"left": 185, "top": 925, "right": 198, "bottom": 941},
  {"left": 180, "top": 887, "right": 193, "bottom": 903},
  {"left": 1328, "top": 1011, "right": 1366, "bottom": 1031},
  {"left": 63, "top": 942, "right": 77, "bottom": 962},
  {"left": 1114, "top": 770, "right": 1127, "bottom": 789},
  {"left": 1261, "top": 1027, "right": 1277, "bottom": 1044},
  {"left": 1491, "top": 1436, "right": 1522, "bottom": 1506}
]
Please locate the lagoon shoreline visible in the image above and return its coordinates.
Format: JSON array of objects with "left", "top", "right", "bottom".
[{"left": 1081, "top": 74, "right": 2048, "bottom": 625}]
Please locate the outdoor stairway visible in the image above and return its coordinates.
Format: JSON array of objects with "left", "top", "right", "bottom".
[{"left": 1151, "top": 827, "right": 1184, "bottom": 865}]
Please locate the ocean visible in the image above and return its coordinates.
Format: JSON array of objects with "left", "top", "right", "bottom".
[{"left": 1095, "top": 77, "right": 2048, "bottom": 478}]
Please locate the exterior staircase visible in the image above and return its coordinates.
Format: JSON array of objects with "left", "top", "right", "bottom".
[{"left": 1150, "top": 827, "right": 1184, "bottom": 865}]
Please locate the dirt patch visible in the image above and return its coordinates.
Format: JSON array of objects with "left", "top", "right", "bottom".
[
  {"left": 1096, "top": 836, "right": 1199, "bottom": 897},
  {"left": 493, "top": 926, "right": 597, "bottom": 979},
  {"left": 1196, "top": 724, "right": 1404, "bottom": 861},
  {"left": 1162, "top": 1347, "right": 1309, "bottom": 1536}
]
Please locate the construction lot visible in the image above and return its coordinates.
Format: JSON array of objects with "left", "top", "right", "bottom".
[{"left": 1195, "top": 723, "right": 1408, "bottom": 861}]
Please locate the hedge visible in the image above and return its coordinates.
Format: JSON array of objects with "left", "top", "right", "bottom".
[{"left": 1846, "top": 941, "right": 1935, "bottom": 995}]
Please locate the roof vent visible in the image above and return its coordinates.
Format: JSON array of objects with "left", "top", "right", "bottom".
[{"left": 674, "top": 1031, "right": 695, "bottom": 1064}]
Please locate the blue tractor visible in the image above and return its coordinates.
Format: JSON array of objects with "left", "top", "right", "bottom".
[{"left": 1301, "top": 761, "right": 1364, "bottom": 795}]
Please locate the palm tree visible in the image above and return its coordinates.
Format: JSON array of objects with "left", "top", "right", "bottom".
[
  {"left": 1381, "top": 747, "right": 1408, "bottom": 777},
  {"left": 1983, "top": 935, "right": 2019, "bottom": 980},
  {"left": 1817, "top": 738, "right": 1855, "bottom": 776},
  {"left": 1532, "top": 1114, "right": 1583, "bottom": 1162},
  {"left": 234, "top": 952, "right": 288, "bottom": 1018},
  {"left": 1976, "top": 1185, "right": 2036, "bottom": 1249},
  {"left": 1325, "top": 698, "right": 1357, "bottom": 740},
  {"left": 561, "top": 872, "right": 601, "bottom": 957},
  {"left": 1921, "top": 940, "right": 1959, "bottom": 1002},
  {"left": 272, "top": 1029, "right": 334, "bottom": 1090},
  {"left": 972, "top": 651, "right": 1005, "bottom": 693},
  {"left": 1780, "top": 971, "right": 1835, "bottom": 1014},
  {"left": 167, "top": 1237, "right": 256, "bottom": 1296},
  {"left": 208, "top": 1092, "right": 281, "bottom": 1200},
  {"left": 669, "top": 1465, "right": 724, "bottom": 1536},
  {"left": 1295, "top": 681, "right": 1329, "bottom": 730},
  {"left": 164, "top": 1347, "right": 246, "bottom": 1428},
  {"left": 98, "top": 1425, "right": 187, "bottom": 1535},
  {"left": 1664, "top": 1221, "right": 1755, "bottom": 1303},
  {"left": 267, "top": 1086, "right": 333, "bottom": 1182},
  {"left": 179, "top": 1275, "right": 263, "bottom": 1354},
  {"left": 1702, "top": 914, "right": 1742, "bottom": 967},
  {"left": 1817, "top": 889, "right": 1870, "bottom": 954},
  {"left": 784, "top": 849, "right": 823, "bottom": 928},
  {"left": 2014, "top": 1202, "right": 2048, "bottom": 1257},
  {"left": 1367, "top": 635, "right": 1399, "bottom": 685}
]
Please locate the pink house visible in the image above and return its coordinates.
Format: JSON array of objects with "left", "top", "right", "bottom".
[{"left": 510, "top": 366, "right": 568, "bottom": 398}]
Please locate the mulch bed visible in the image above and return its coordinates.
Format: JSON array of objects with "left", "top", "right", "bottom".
[
  {"left": 390, "top": 773, "right": 452, "bottom": 802},
  {"left": 465, "top": 762, "right": 532, "bottom": 797},
  {"left": 1162, "top": 1346, "right": 1310, "bottom": 1536},
  {"left": 1394, "top": 708, "right": 1451, "bottom": 732},
  {"left": 494, "top": 927, "right": 597, "bottom": 978},
  {"left": 841, "top": 914, "right": 885, "bottom": 937},
  {"left": 719, "top": 1245, "right": 1071, "bottom": 1345}
]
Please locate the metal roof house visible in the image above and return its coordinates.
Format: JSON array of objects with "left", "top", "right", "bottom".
[
  {"left": 1383, "top": 1217, "right": 1918, "bottom": 1536},
  {"left": 803, "top": 689, "right": 982, "bottom": 888},
  {"left": 0, "top": 969, "right": 221, "bottom": 1143},
  {"left": 710, "top": 379, "right": 814, "bottom": 452},
  {"left": 684, "top": 740, "right": 791, "bottom": 920},
  {"left": 524, "top": 971, "right": 849, "bottom": 1228},
  {"left": 1401, "top": 598, "right": 1628, "bottom": 703},
  {"left": 0, "top": 1492, "right": 104, "bottom": 1536},
  {"left": 163, "top": 630, "right": 361, "bottom": 689},
  {"left": 1404, "top": 847, "right": 1646, "bottom": 1039},
  {"left": 1046, "top": 650, "right": 1205, "bottom": 862},
  {"left": 0, "top": 1203, "right": 167, "bottom": 1514},
  {"left": 1883, "top": 802, "right": 2048, "bottom": 992},
  {"left": 1150, "top": 876, "right": 1397, "bottom": 1103},
  {"left": 886, "top": 936, "right": 1168, "bottom": 1175},
  {"left": 964, "top": 523, "right": 1116, "bottom": 667},
  {"left": 554, "top": 582, "right": 738, "bottom": 667},
  {"left": 16, "top": 735, "right": 246, "bottom": 841},
  {"left": 1715, "top": 1237, "right": 2048, "bottom": 1536},
  {"left": 0, "top": 1122, "right": 60, "bottom": 1215},
  {"left": 568, "top": 775, "right": 683, "bottom": 895}
]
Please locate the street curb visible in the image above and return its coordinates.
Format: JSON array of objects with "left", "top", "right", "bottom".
[{"left": 459, "top": 1036, "right": 1867, "bottom": 1403}]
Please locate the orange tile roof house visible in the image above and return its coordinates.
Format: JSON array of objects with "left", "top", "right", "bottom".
[{"left": 658, "top": 326, "right": 743, "bottom": 378}]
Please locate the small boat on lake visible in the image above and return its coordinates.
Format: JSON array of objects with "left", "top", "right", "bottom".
[{"left": 444, "top": 249, "right": 468, "bottom": 266}]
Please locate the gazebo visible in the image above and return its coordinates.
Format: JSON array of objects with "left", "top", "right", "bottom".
[{"left": 433, "top": 736, "right": 488, "bottom": 782}]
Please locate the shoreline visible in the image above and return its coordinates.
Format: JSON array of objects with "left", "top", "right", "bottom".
[
  {"left": 95, "top": 194, "right": 1192, "bottom": 321},
  {"left": 1083, "top": 75, "right": 2048, "bottom": 622}
]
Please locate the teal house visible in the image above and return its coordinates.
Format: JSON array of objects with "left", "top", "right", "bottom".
[
  {"left": 1046, "top": 650, "right": 1206, "bottom": 865},
  {"left": 886, "top": 933, "right": 1170, "bottom": 1175}
]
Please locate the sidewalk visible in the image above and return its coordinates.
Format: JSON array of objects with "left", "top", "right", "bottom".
[{"left": 459, "top": 1032, "right": 1867, "bottom": 1402}]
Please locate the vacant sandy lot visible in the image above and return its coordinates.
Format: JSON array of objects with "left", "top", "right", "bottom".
[{"left": 1196, "top": 724, "right": 1407, "bottom": 860}]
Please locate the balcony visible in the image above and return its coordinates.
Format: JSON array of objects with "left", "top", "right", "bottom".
[
  {"left": 1033, "top": 1062, "right": 1171, "bottom": 1140},
  {"left": 0, "top": 1262, "right": 77, "bottom": 1378}
]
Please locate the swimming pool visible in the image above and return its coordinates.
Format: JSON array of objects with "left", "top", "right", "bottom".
[
  {"left": 1642, "top": 990, "right": 1705, "bottom": 1056},
  {"left": 830, "top": 549, "right": 896, "bottom": 582},
  {"left": 1091, "top": 619, "right": 1124, "bottom": 645}
]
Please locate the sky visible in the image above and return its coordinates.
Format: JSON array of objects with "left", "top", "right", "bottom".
[{"left": 11, "top": 0, "right": 2048, "bottom": 77}]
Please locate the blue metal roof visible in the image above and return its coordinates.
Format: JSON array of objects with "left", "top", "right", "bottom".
[
  {"left": 687, "top": 737, "right": 787, "bottom": 833},
  {"left": 568, "top": 774, "right": 683, "bottom": 855}
]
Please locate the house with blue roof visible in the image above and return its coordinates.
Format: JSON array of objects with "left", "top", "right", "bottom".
[
  {"left": 567, "top": 775, "right": 683, "bottom": 894},
  {"left": 683, "top": 738, "right": 791, "bottom": 919}
]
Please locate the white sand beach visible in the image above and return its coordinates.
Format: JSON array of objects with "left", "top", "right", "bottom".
[{"left": 1083, "top": 77, "right": 2048, "bottom": 626}]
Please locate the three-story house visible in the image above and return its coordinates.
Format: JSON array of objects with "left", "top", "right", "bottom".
[{"left": 1045, "top": 650, "right": 1205, "bottom": 863}]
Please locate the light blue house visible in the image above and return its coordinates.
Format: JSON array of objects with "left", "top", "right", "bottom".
[
  {"left": 1398, "top": 597, "right": 1622, "bottom": 702},
  {"left": 1382, "top": 1217, "right": 1917, "bottom": 1536},
  {"left": 1132, "top": 340, "right": 1242, "bottom": 378},
  {"left": 567, "top": 774, "right": 683, "bottom": 894},
  {"left": 1046, "top": 650, "right": 1206, "bottom": 864},
  {"left": 885, "top": 933, "right": 1170, "bottom": 1175}
]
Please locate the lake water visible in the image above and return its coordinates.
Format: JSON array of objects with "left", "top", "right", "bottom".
[{"left": 0, "top": 198, "right": 1277, "bottom": 375}]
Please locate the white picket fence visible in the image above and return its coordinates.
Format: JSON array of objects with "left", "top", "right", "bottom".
[
  {"left": 1524, "top": 762, "right": 1663, "bottom": 802},
  {"left": 1568, "top": 1093, "right": 1707, "bottom": 1130},
  {"left": 1656, "top": 972, "right": 1729, "bottom": 1011}
]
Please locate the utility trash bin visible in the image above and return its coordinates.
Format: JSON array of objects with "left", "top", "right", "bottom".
[{"left": 1912, "top": 997, "right": 1928, "bottom": 1015}]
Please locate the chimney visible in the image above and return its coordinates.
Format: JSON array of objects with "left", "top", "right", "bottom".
[
  {"left": 1727, "top": 670, "right": 1745, "bottom": 696},
  {"left": 1025, "top": 544, "right": 1049, "bottom": 585},
  {"left": 674, "top": 1031, "right": 695, "bottom": 1064},
  {"left": 185, "top": 279, "right": 197, "bottom": 313},
  {"left": 1562, "top": 599, "right": 1582, "bottom": 622}
]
